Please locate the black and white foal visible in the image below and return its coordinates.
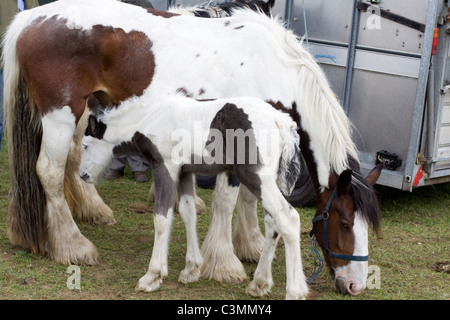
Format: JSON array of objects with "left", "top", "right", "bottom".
[{"left": 80, "top": 96, "right": 308, "bottom": 299}]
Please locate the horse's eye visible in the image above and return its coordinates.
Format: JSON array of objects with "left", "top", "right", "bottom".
[{"left": 341, "top": 221, "right": 350, "bottom": 230}]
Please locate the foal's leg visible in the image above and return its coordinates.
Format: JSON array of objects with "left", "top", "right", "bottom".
[
  {"left": 136, "top": 166, "right": 176, "bottom": 292},
  {"left": 245, "top": 176, "right": 308, "bottom": 300},
  {"left": 177, "top": 173, "right": 203, "bottom": 283},
  {"left": 245, "top": 211, "right": 279, "bottom": 296},
  {"left": 148, "top": 178, "right": 207, "bottom": 215},
  {"left": 201, "top": 173, "right": 247, "bottom": 283},
  {"left": 233, "top": 185, "right": 265, "bottom": 262},
  {"left": 65, "top": 108, "right": 116, "bottom": 225},
  {"left": 37, "top": 107, "right": 98, "bottom": 265}
]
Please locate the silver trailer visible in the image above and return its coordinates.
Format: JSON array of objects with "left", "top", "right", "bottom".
[
  {"left": 149, "top": 0, "right": 450, "bottom": 205},
  {"left": 281, "top": 0, "right": 450, "bottom": 195}
]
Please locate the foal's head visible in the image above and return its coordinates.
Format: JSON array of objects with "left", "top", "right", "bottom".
[
  {"left": 80, "top": 115, "right": 114, "bottom": 183},
  {"left": 312, "top": 162, "right": 382, "bottom": 295}
]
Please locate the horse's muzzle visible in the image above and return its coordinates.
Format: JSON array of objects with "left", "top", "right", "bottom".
[
  {"left": 80, "top": 172, "right": 93, "bottom": 184},
  {"left": 335, "top": 276, "right": 363, "bottom": 296}
]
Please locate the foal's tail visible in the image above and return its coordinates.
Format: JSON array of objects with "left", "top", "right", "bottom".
[
  {"left": 276, "top": 115, "right": 301, "bottom": 196},
  {"left": 2, "top": 13, "right": 47, "bottom": 254}
]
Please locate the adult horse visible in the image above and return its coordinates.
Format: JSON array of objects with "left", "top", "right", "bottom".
[{"left": 2, "top": 0, "right": 381, "bottom": 295}]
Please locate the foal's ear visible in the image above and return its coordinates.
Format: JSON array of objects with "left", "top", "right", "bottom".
[
  {"left": 86, "top": 115, "right": 107, "bottom": 139},
  {"left": 366, "top": 164, "right": 383, "bottom": 186},
  {"left": 85, "top": 115, "right": 97, "bottom": 137},
  {"left": 337, "top": 169, "right": 352, "bottom": 194}
]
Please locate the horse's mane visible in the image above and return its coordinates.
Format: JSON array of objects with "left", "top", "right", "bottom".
[
  {"left": 169, "top": 0, "right": 274, "bottom": 18},
  {"left": 229, "top": 10, "right": 358, "bottom": 184},
  {"left": 348, "top": 157, "right": 381, "bottom": 233}
]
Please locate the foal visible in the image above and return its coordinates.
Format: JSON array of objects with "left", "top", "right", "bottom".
[{"left": 80, "top": 96, "right": 308, "bottom": 299}]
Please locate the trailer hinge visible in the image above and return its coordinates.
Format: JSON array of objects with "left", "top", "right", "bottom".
[{"left": 416, "top": 153, "right": 426, "bottom": 166}]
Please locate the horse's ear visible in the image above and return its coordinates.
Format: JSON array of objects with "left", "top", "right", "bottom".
[
  {"left": 366, "top": 164, "right": 383, "bottom": 186},
  {"left": 337, "top": 169, "right": 352, "bottom": 194}
]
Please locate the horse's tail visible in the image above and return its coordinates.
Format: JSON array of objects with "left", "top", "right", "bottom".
[
  {"left": 276, "top": 115, "right": 301, "bottom": 196},
  {"left": 2, "top": 13, "right": 47, "bottom": 254}
]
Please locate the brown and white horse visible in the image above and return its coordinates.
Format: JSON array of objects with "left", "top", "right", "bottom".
[{"left": 2, "top": 0, "right": 381, "bottom": 295}]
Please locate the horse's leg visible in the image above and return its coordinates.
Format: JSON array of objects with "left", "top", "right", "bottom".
[
  {"left": 148, "top": 178, "right": 207, "bottom": 215},
  {"left": 245, "top": 176, "right": 308, "bottom": 300},
  {"left": 233, "top": 185, "right": 265, "bottom": 262},
  {"left": 200, "top": 173, "right": 247, "bottom": 283},
  {"left": 177, "top": 173, "right": 203, "bottom": 283},
  {"left": 37, "top": 106, "right": 98, "bottom": 265},
  {"left": 136, "top": 166, "right": 176, "bottom": 292},
  {"left": 65, "top": 108, "right": 116, "bottom": 225}
]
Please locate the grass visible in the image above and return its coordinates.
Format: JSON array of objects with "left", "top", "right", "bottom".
[{"left": 0, "top": 136, "right": 449, "bottom": 300}]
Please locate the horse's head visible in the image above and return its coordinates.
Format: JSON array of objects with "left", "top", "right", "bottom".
[
  {"left": 80, "top": 115, "right": 114, "bottom": 184},
  {"left": 312, "top": 164, "right": 382, "bottom": 295}
]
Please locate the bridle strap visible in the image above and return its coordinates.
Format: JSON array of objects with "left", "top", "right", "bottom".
[{"left": 310, "top": 187, "right": 369, "bottom": 262}]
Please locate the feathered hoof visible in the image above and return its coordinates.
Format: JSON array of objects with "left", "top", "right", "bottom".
[
  {"left": 200, "top": 256, "right": 247, "bottom": 283},
  {"left": 233, "top": 232, "right": 264, "bottom": 263},
  {"left": 178, "top": 267, "right": 201, "bottom": 283},
  {"left": 285, "top": 292, "right": 308, "bottom": 300},
  {"left": 135, "top": 272, "right": 164, "bottom": 292},
  {"left": 48, "top": 235, "right": 98, "bottom": 266},
  {"left": 245, "top": 278, "right": 273, "bottom": 297}
]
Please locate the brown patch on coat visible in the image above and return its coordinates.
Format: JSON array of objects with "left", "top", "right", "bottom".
[
  {"left": 16, "top": 16, "right": 155, "bottom": 121},
  {"left": 146, "top": 8, "right": 179, "bottom": 18}
]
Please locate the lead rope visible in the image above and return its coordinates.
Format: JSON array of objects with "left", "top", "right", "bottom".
[{"left": 306, "top": 234, "right": 324, "bottom": 285}]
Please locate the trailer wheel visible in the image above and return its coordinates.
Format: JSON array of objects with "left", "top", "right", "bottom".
[{"left": 283, "top": 171, "right": 316, "bottom": 207}]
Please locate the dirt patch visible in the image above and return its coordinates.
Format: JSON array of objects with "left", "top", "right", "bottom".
[
  {"left": 427, "top": 261, "right": 450, "bottom": 274},
  {"left": 129, "top": 203, "right": 152, "bottom": 214}
]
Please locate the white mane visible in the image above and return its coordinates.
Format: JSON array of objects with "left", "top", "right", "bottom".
[{"left": 231, "top": 10, "right": 358, "bottom": 184}]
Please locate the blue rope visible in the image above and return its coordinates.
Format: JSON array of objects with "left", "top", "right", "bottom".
[{"left": 306, "top": 234, "right": 324, "bottom": 285}]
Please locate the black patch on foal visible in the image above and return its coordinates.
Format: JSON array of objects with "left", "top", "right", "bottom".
[
  {"left": 114, "top": 132, "right": 175, "bottom": 217},
  {"left": 209, "top": 103, "right": 262, "bottom": 200},
  {"left": 227, "top": 173, "right": 240, "bottom": 187}
]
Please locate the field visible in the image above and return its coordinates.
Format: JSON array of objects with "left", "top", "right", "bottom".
[{"left": 0, "top": 138, "right": 448, "bottom": 300}]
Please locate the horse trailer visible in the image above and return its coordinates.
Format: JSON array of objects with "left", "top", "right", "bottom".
[
  {"left": 278, "top": 0, "right": 450, "bottom": 205},
  {"left": 148, "top": 0, "right": 450, "bottom": 205}
]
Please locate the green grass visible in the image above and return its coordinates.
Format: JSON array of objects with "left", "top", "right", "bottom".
[{"left": 0, "top": 137, "right": 449, "bottom": 300}]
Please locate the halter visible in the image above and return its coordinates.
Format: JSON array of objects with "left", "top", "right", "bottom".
[{"left": 310, "top": 188, "right": 369, "bottom": 262}]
